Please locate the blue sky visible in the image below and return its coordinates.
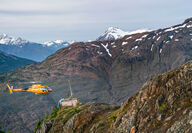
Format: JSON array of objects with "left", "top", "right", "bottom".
[{"left": 0, "top": 0, "right": 191, "bottom": 43}]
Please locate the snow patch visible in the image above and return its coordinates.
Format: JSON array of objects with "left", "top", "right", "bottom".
[
  {"left": 127, "top": 29, "right": 151, "bottom": 35},
  {"left": 97, "top": 51, "right": 103, "bottom": 55},
  {"left": 157, "top": 36, "right": 161, "bottom": 41},
  {"left": 166, "top": 41, "right": 170, "bottom": 43},
  {"left": 169, "top": 35, "right": 173, "bottom": 39},
  {"left": 111, "top": 42, "right": 115, "bottom": 45},
  {"left": 160, "top": 49, "right": 162, "bottom": 53},
  {"left": 91, "top": 44, "right": 100, "bottom": 48},
  {"left": 101, "top": 43, "right": 112, "bottom": 57},
  {"left": 151, "top": 44, "right": 154, "bottom": 51},
  {"left": 126, "top": 36, "right": 132, "bottom": 40},
  {"left": 131, "top": 46, "right": 138, "bottom": 51},
  {"left": 164, "top": 24, "right": 187, "bottom": 32},
  {"left": 122, "top": 42, "right": 127, "bottom": 46},
  {"left": 135, "top": 34, "right": 148, "bottom": 42},
  {"left": 187, "top": 25, "right": 192, "bottom": 28}
]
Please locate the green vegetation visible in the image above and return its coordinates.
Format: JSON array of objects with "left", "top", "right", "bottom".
[
  {"left": 34, "top": 117, "right": 42, "bottom": 133},
  {"left": 108, "top": 108, "right": 120, "bottom": 124},
  {"left": 0, "top": 125, "right": 5, "bottom": 133},
  {"left": 34, "top": 106, "right": 58, "bottom": 133},
  {"left": 56, "top": 104, "right": 83, "bottom": 123},
  {"left": 34, "top": 103, "right": 84, "bottom": 132},
  {"left": 49, "top": 106, "right": 58, "bottom": 119},
  {"left": 159, "top": 104, "right": 166, "bottom": 111}
]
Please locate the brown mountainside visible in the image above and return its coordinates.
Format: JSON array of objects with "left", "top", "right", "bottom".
[{"left": 36, "top": 60, "right": 192, "bottom": 133}]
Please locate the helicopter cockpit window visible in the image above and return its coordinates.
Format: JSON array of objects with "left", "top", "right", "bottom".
[{"left": 23, "top": 88, "right": 28, "bottom": 90}]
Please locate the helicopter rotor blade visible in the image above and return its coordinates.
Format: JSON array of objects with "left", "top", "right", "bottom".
[{"left": 19, "top": 81, "right": 42, "bottom": 84}]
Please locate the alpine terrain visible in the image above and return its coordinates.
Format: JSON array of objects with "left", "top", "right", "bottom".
[{"left": 0, "top": 18, "right": 192, "bottom": 132}]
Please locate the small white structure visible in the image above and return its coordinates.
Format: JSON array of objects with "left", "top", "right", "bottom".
[
  {"left": 57, "top": 80, "right": 79, "bottom": 108},
  {"left": 60, "top": 98, "right": 79, "bottom": 107}
]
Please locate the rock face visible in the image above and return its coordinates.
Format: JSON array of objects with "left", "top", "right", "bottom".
[
  {"left": 1, "top": 18, "right": 192, "bottom": 132},
  {"left": 112, "top": 61, "right": 192, "bottom": 133},
  {"left": 0, "top": 50, "right": 35, "bottom": 73},
  {"left": 36, "top": 61, "right": 192, "bottom": 133}
]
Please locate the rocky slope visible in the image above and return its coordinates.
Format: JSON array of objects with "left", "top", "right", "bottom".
[
  {"left": 36, "top": 61, "right": 192, "bottom": 133},
  {"left": 0, "top": 50, "right": 35, "bottom": 73},
  {"left": 0, "top": 34, "right": 70, "bottom": 61},
  {"left": 1, "top": 18, "right": 192, "bottom": 132}
]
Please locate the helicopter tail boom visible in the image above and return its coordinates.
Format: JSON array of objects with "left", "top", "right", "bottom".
[{"left": 6, "top": 84, "right": 13, "bottom": 94}]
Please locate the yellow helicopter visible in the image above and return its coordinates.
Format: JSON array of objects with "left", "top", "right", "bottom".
[{"left": 6, "top": 84, "right": 52, "bottom": 94}]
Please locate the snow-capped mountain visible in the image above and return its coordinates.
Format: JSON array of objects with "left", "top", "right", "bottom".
[
  {"left": 0, "top": 34, "right": 71, "bottom": 61},
  {"left": 96, "top": 27, "right": 150, "bottom": 41},
  {"left": 43, "top": 40, "right": 71, "bottom": 48},
  {"left": 0, "top": 33, "right": 28, "bottom": 47}
]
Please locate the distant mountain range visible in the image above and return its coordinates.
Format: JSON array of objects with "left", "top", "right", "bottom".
[
  {"left": 0, "top": 50, "right": 34, "bottom": 73},
  {"left": 0, "top": 34, "right": 71, "bottom": 61},
  {"left": 0, "top": 28, "right": 149, "bottom": 62}
]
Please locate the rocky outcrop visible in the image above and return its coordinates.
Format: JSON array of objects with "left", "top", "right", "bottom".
[
  {"left": 112, "top": 61, "right": 192, "bottom": 133},
  {"left": 36, "top": 61, "right": 192, "bottom": 133},
  {"left": 36, "top": 121, "right": 52, "bottom": 133},
  {"left": 35, "top": 103, "right": 119, "bottom": 133}
]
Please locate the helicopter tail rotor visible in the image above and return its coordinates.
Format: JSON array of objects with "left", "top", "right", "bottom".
[{"left": 6, "top": 84, "right": 13, "bottom": 94}]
